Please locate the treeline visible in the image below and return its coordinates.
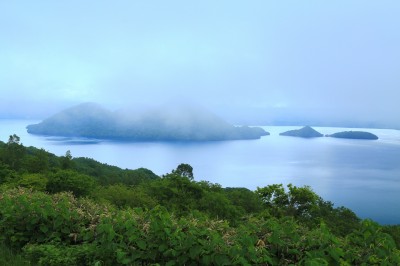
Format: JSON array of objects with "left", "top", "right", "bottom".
[{"left": 0, "top": 134, "right": 399, "bottom": 265}]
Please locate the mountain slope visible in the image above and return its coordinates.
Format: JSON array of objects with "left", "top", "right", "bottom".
[
  {"left": 279, "top": 126, "right": 323, "bottom": 138},
  {"left": 27, "top": 103, "right": 269, "bottom": 141}
]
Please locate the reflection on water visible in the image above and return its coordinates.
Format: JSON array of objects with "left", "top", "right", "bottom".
[
  {"left": 48, "top": 137, "right": 102, "bottom": 145},
  {"left": 1, "top": 120, "right": 400, "bottom": 224}
]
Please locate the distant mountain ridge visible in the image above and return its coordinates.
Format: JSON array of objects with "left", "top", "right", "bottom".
[{"left": 26, "top": 103, "right": 269, "bottom": 141}]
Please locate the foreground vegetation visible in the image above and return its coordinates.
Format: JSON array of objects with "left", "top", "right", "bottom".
[{"left": 0, "top": 134, "right": 399, "bottom": 265}]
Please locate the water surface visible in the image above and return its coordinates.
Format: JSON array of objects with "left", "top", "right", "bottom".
[{"left": 1, "top": 119, "right": 399, "bottom": 224}]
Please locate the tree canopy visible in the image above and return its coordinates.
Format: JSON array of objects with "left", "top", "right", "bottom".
[{"left": 0, "top": 134, "right": 399, "bottom": 265}]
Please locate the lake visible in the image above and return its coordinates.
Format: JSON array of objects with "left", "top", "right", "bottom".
[{"left": 1, "top": 119, "right": 400, "bottom": 224}]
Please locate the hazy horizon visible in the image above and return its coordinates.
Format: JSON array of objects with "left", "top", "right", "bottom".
[{"left": 1, "top": 1, "right": 399, "bottom": 128}]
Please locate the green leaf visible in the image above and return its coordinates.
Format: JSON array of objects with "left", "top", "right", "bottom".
[
  {"left": 107, "top": 229, "right": 116, "bottom": 241},
  {"left": 40, "top": 224, "right": 49, "bottom": 233},
  {"left": 121, "top": 258, "right": 131, "bottom": 265},
  {"left": 117, "top": 249, "right": 127, "bottom": 263},
  {"left": 54, "top": 218, "right": 63, "bottom": 228},
  {"left": 158, "top": 243, "right": 168, "bottom": 252},
  {"left": 189, "top": 246, "right": 202, "bottom": 259},
  {"left": 304, "top": 258, "right": 329, "bottom": 266},
  {"left": 214, "top": 254, "right": 230, "bottom": 265},
  {"left": 328, "top": 247, "right": 344, "bottom": 261},
  {"left": 137, "top": 240, "right": 146, "bottom": 250}
]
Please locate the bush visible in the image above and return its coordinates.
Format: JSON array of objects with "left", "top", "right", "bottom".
[
  {"left": 0, "top": 181, "right": 399, "bottom": 265},
  {"left": 0, "top": 188, "right": 109, "bottom": 249},
  {"left": 46, "top": 170, "right": 97, "bottom": 197},
  {"left": 23, "top": 243, "right": 97, "bottom": 266}
]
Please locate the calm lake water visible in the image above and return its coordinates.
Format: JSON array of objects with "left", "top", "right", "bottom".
[{"left": 1, "top": 119, "right": 400, "bottom": 224}]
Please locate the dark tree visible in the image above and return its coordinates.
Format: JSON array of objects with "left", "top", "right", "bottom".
[
  {"left": 172, "top": 163, "right": 194, "bottom": 180},
  {"left": 46, "top": 170, "right": 97, "bottom": 197},
  {"left": 61, "top": 150, "right": 74, "bottom": 169},
  {"left": 4, "top": 134, "right": 25, "bottom": 170},
  {"left": 24, "top": 148, "right": 50, "bottom": 173}
]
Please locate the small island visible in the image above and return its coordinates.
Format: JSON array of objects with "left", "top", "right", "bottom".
[
  {"left": 326, "top": 131, "right": 378, "bottom": 140},
  {"left": 27, "top": 103, "right": 269, "bottom": 141},
  {"left": 279, "top": 126, "right": 323, "bottom": 138}
]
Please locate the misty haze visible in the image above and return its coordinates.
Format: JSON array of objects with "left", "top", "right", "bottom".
[{"left": 1, "top": 1, "right": 400, "bottom": 264}]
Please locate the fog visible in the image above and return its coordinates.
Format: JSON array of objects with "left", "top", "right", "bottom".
[{"left": 1, "top": 1, "right": 400, "bottom": 128}]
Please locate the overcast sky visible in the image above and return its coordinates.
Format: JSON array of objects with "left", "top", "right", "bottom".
[{"left": 1, "top": 1, "right": 399, "bottom": 127}]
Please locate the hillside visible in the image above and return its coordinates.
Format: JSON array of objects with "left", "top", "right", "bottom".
[
  {"left": 0, "top": 135, "right": 400, "bottom": 265},
  {"left": 27, "top": 103, "right": 269, "bottom": 141}
]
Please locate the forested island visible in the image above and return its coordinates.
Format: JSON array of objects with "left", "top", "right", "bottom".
[
  {"left": 327, "top": 131, "right": 379, "bottom": 140},
  {"left": 279, "top": 126, "right": 379, "bottom": 140},
  {"left": 1, "top": 134, "right": 399, "bottom": 265},
  {"left": 26, "top": 103, "right": 269, "bottom": 141},
  {"left": 279, "top": 126, "right": 323, "bottom": 138}
]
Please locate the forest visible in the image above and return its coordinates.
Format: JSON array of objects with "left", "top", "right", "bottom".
[{"left": 1, "top": 134, "right": 400, "bottom": 265}]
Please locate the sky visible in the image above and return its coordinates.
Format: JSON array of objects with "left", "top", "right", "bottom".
[{"left": 1, "top": 1, "right": 400, "bottom": 128}]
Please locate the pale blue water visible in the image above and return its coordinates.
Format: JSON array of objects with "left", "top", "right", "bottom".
[{"left": 1, "top": 119, "right": 400, "bottom": 224}]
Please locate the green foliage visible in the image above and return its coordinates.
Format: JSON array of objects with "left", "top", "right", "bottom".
[
  {"left": 23, "top": 243, "right": 97, "bottom": 266},
  {"left": 172, "top": 163, "right": 194, "bottom": 180},
  {"left": 224, "top": 187, "right": 264, "bottom": 214},
  {"left": 198, "top": 189, "right": 242, "bottom": 222},
  {"left": 73, "top": 157, "right": 159, "bottom": 186},
  {"left": 383, "top": 225, "right": 400, "bottom": 248},
  {"left": 256, "top": 183, "right": 361, "bottom": 235},
  {"left": 317, "top": 203, "right": 361, "bottom": 236},
  {"left": 17, "top": 173, "right": 48, "bottom": 191},
  {"left": 92, "top": 184, "right": 157, "bottom": 209},
  {"left": 146, "top": 171, "right": 244, "bottom": 222},
  {"left": 146, "top": 173, "right": 204, "bottom": 215},
  {"left": 0, "top": 136, "right": 399, "bottom": 265},
  {"left": 256, "top": 183, "right": 318, "bottom": 219},
  {"left": 23, "top": 148, "right": 50, "bottom": 173},
  {"left": 2, "top": 134, "right": 25, "bottom": 170},
  {"left": 46, "top": 169, "right": 97, "bottom": 197},
  {"left": 344, "top": 220, "right": 400, "bottom": 264},
  {"left": 88, "top": 206, "right": 261, "bottom": 265},
  {"left": 61, "top": 150, "right": 74, "bottom": 169},
  {"left": 0, "top": 162, "right": 19, "bottom": 185},
  {"left": 0, "top": 188, "right": 83, "bottom": 248},
  {"left": 0, "top": 187, "right": 399, "bottom": 265},
  {"left": 0, "top": 241, "right": 31, "bottom": 266}
]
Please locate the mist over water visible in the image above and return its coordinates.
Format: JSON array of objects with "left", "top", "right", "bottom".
[
  {"left": 1, "top": 119, "right": 400, "bottom": 224},
  {"left": 1, "top": 1, "right": 400, "bottom": 129}
]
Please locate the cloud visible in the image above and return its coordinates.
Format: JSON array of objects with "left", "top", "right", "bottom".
[{"left": 0, "top": 1, "right": 399, "bottom": 128}]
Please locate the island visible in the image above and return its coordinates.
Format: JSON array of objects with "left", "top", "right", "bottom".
[
  {"left": 326, "top": 131, "right": 378, "bottom": 140},
  {"left": 26, "top": 103, "right": 269, "bottom": 141},
  {"left": 279, "top": 126, "right": 323, "bottom": 138}
]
